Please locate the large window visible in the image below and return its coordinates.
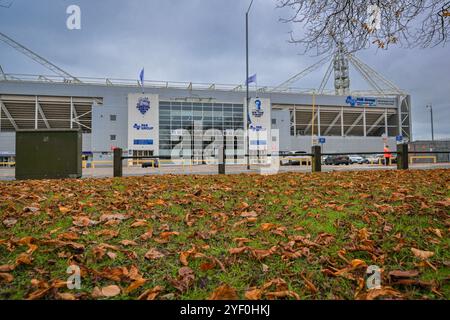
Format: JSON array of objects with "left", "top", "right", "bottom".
[{"left": 159, "top": 102, "right": 244, "bottom": 159}]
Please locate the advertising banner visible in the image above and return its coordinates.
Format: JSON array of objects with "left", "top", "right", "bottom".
[
  {"left": 127, "top": 93, "right": 159, "bottom": 152},
  {"left": 248, "top": 98, "right": 271, "bottom": 151}
]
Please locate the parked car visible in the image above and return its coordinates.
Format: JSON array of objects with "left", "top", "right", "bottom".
[
  {"left": 280, "top": 151, "right": 311, "bottom": 165},
  {"left": 349, "top": 155, "right": 369, "bottom": 164},
  {"left": 142, "top": 159, "right": 159, "bottom": 168},
  {"left": 324, "top": 155, "right": 351, "bottom": 165},
  {"left": 365, "top": 154, "right": 384, "bottom": 164}
]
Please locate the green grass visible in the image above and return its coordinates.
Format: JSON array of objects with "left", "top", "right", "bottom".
[{"left": 0, "top": 169, "right": 449, "bottom": 300}]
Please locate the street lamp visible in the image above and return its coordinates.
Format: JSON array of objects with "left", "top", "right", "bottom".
[
  {"left": 426, "top": 104, "right": 434, "bottom": 141},
  {"left": 245, "top": 0, "right": 254, "bottom": 170}
]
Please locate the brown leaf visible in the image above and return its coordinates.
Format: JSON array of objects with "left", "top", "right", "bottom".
[
  {"left": 245, "top": 288, "right": 263, "bottom": 300},
  {"left": 388, "top": 270, "right": 419, "bottom": 278},
  {"left": 101, "top": 285, "right": 121, "bottom": 297},
  {"left": 124, "top": 278, "right": 147, "bottom": 294},
  {"left": 58, "top": 206, "right": 71, "bottom": 214},
  {"left": 145, "top": 248, "right": 165, "bottom": 260},
  {"left": 159, "top": 231, "right": 180, "bottom": 240},
  {"left": 260, "top": 223, "right": 277, "bottom": 231},
  {"left": 120, "top": 240, "right": 138, "bottom": 246},
  {"left": 140, "top": 229, "right": 153, "bottom": 240},
  {"left": 200, "top": 262, "right": 216, "bottom": 271},
  {"left": 240, "top": 211, "right": 258, "bottom": 218},
  {"left": 208, "top": 284, "right": 238, "bottom": 300},
  {"left": 138, "top": 285, "right": 164, "bottom": 300},
  {"left": 0, "top": 264, "right": 15, "bottom": 272},
  {"left": 131, "top": 219, "right": 148, "bottom": 228},
  {"left": 300, "top": 273, "right": 318, "bottom": 294},
  {"left": 0, "top": 272, "right": 14, "bottom": 283},
  {"left": 411, "top": 248, "right": 434, "bottom": 260},
  {"left": 91, "top": 286, "right": 103, "bottom": 298},
  {"left": 106, "top": 251, "right": 117, "bottom": 260},
  {"left": 2, "top": 217, "right": 17, "bottom": 228},
  {"left": 16, "top": 253, "right": 33, "bottom": 266},
  {"left": 56, "top": 292, "right": 77, "bottom": 300},
  {"left": 95, "top": 229, "right": 119, "bottom": 239},
  {"left": 265, "top": 290, "right": 300, "bottom": 300},
  {"left": 358, "top": 287, "right": 403, "bottom": 300},
  {"left": 228, "top": 246, "right": 249, "bottom": 254}
]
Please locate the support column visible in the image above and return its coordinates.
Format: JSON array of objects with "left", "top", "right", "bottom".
[
  {"left": 317, "top": 105, "right": 321, "bottom": 136},
  {"left": 35, "top": 96, "right": 38, "bottom": 129},
  {"left": 293, "top": 105, "right": 297, "bottom": 136},
  {"left": 340, "top": 107, "right": 344, "bottom": 136},
  {"left": 384, "top": 109, "right": 388, "bottom": 137},
  {"left": 363, "top": 107, "right": 367, "bottom": 137},
  {"left": 70, "top": 97, "right": 74, "bottom": 129}
]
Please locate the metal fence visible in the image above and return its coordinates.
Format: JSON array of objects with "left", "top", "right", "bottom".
[{"left": 112, "top": 145, "right": 450, "bottom": 177}]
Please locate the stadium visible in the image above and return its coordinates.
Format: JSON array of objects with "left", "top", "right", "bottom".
[{"left": 0, "top": 33, "right": 411, "bottom": 165}]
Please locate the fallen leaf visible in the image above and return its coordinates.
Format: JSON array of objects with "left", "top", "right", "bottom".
[
  {"left": 131, "top": 219, "right": 148, "bottom": 228},
  {"left": 411, "top": 248, "right": 434, "bottom": 260},
  {"left": 145, "top": 248, "right": 165, "bottom": 260},
  {"left": 56, "top": 292, "right": 77, "bottom": 300},
  {"left": 124, "top": 278, "right": 147, "bottom": 294},
  {"left": 0, "top": 272, "right": 14, "bottom": 283},
  {"left": 388, "top": 270, "right": 419, "bottom": 278},
  {"left": 2, "top": 217, "right": 17, "bottom": 228},
  {"left": 58, "top": 206, "right": 71, "bottom": 214},
  {"left": 245, "top": 288, "right": 263, "bottom": 300},
  {"left": 138, "top": 286, "right": 164, "bottom": 300},
  {"left": 208, "top": 284, "right": 238, "bottom": 300},
  {"left": 101, "top": 285, "right": 121, "bottom": 297},
  {"left": 120, "top": 240, "right": 138, "bottom": 246}
]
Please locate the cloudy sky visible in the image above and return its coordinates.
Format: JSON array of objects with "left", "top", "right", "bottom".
[{"left": 0, "top": 0, "right": 448, "bottom": 140}]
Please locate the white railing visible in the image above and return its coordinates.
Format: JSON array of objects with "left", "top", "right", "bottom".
[{"left": 1, "top": 73, "right": 405, "bottom": 97}]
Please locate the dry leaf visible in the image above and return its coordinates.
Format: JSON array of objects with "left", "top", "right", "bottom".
[
  {"left": 411, "top": 248, "right": 434, "bottom": 260},
  {"left": 101, "top": 285, "right": 121, "bottom": 297},
  {"left": 145, "top": 248, "right": 165, "bottom": 259},
  {"left": 208, "top": 284, "right": 238, "bottom": 300}
]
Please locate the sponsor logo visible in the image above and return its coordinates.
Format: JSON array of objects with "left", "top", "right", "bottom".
[
  {"left": 133, "top": 123, "right": 153, "bottom": 131},
  {"left": 136, "top": 97, "right": 151, "bottom": 115},
  {"left": 346, "top": 96, "right": 377, "bottom": 107}
]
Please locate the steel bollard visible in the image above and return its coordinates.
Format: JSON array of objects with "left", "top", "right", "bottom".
[
  {"left": 311, "top": 145, "right": 322, "bottom": 172},
  {"left": 218, "top": 143, "right": 225, "bottom": 174},
  {"left": 397, "top": 143, "right": 409, "bottom": 170},
  {"left": 113, "top": 148, "right": 123, "bottom": 177}
]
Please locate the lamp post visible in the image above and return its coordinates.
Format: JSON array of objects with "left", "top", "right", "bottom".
[
  {"left": 245, "top": 0, "right": 254, "bottom": 170},
  {"left": 426, "top": 104, "right": 434, "bottom": 141}
]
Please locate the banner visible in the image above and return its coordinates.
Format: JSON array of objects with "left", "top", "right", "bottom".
[{"left": 127, "top": 93, "right": 159, "bottom": 152}]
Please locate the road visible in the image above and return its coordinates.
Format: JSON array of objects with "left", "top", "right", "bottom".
[{"left": 1, "top": 163, "right": 450, "bottom": 180}]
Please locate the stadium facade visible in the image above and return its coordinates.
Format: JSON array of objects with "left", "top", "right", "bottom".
[{"left": 0, "top": 76, "right": 411, "bottom": 164}]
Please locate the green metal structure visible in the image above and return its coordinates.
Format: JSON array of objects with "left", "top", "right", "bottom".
[{"left": 15, "top": 129, "right": 82, "bottom": 180}]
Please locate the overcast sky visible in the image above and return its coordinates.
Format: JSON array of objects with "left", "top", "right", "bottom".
[{"left": 0, "top": 0, "right": 448, "bottom": 140}]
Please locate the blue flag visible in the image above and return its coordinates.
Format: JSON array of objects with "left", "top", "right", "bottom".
[
  {"left": 139, "top": 68, "right": 144, "bottom": 90},
  {"left": 246, "top": 73, "right": 256, "bottom": 85}
]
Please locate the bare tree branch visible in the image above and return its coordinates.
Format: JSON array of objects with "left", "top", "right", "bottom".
[{"left": 276, "top": 0, "right": 450, "bottom": 55}]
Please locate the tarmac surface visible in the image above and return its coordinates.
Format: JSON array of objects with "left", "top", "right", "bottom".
[{"left": 1, "top": 163, "right": 450, "bottom": 180}]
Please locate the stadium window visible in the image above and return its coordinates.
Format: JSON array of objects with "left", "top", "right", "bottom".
[
  {"left": 110, "top": 135, "right": 116, "bottom": 141},
  {"left": 110, "top": 114, "right": 117, "bottom": 121},
  {"left": 272, "top": 118, "right": 277, "bottom": 125}
]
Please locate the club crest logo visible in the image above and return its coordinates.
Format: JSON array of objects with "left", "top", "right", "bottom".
[
  {"left": 136, "top": 97, "right": 151, "bottom": 115},
  {"left": 252, "top": 99, "right": 264, "bottom": 117}
]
